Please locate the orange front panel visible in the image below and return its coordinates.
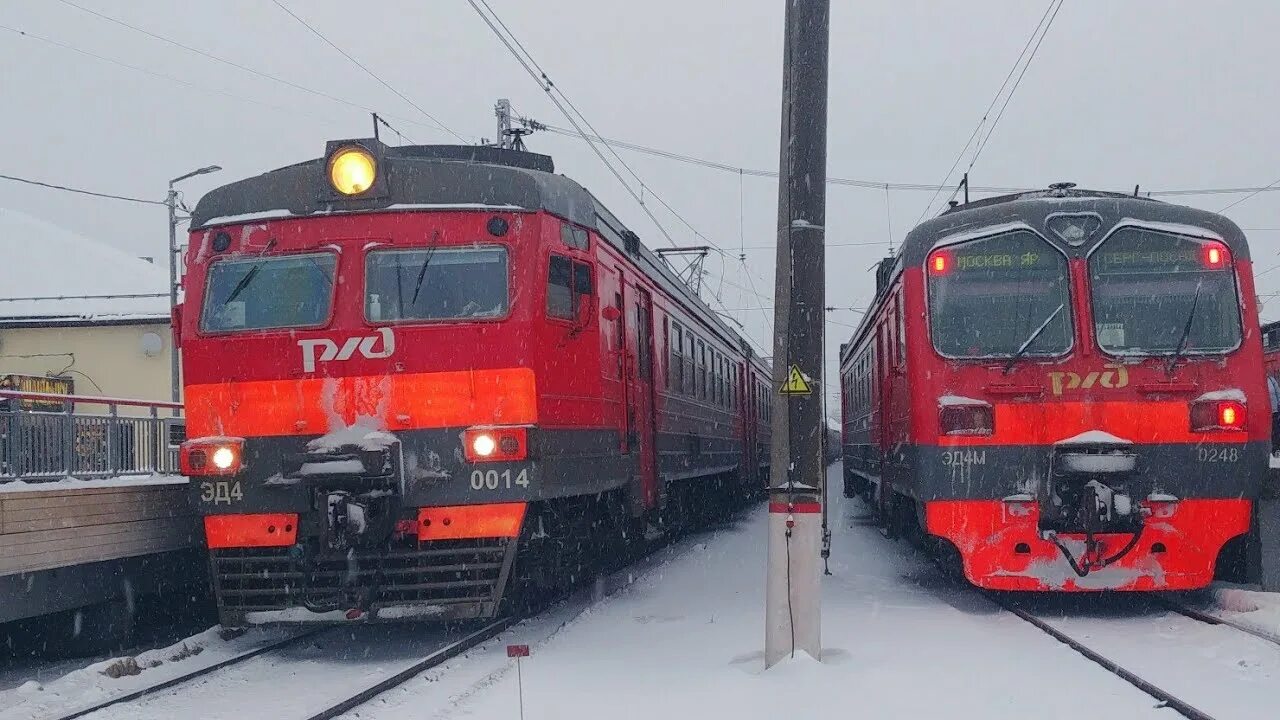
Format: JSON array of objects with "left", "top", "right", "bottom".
[
  {"left": 925, "top": 499, "right": 1251, "bottom": 591},
  {"left": 185, "top": 368, "right": 537, "bottom": 438},
  {"left": 417, "top": 503, "right": 526, "bottom": 541},
  {"left": 938, "top": 401, "right": 1252, "bottom": 446},
  {"left": 205, "top": 514, "right": 299, "bottom": 549}
]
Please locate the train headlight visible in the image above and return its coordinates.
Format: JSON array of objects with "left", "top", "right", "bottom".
[
  {"left": 180, "top": 437, "right": 246, "bottom": 476},
  {"left": 464, "top": 426, "right": 529, "bottom": 462},
  {"left": 328, "top": 146, "right": 377, "bottom": 195},
  {"left": 212, "top": 446, "right": 237, "bottom": 470},
  {"left": 471, "top": 433, "right": 497, "bottom": 458}
]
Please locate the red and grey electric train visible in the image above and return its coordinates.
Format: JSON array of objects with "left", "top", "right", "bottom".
[
  {"left": 840, "top": 185, "right": 1268, "bottom": 591},
  {"left": 176, "top": 139, "right": 771, "bottom": 625}
]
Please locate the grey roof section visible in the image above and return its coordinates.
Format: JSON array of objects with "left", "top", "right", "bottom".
[
  {"left": 190, "top": 141, "right": 768, "bottom": 373},
  {"left": 902, "top": 188, "right": 1251, "bottom": 266},
  {"left": 190, "top": 144, "right": 597, "bottom": 229}
]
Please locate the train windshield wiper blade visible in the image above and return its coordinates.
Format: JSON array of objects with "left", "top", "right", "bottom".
[
  {"left": 221, "top": 238, "right": 278, "bottom": 306},
  {"left": 1167, "top": 279, "right": 1204, "bottom": 375},
  {"left": 409, "top": 233, "right": 441, "bottom": 305},
  {"left": 1003, "top": 303, "right": 1065, "bottom": 374}
]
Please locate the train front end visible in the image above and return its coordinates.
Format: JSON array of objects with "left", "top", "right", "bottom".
[
  {"left": 177, "top": 140, "right": 570, "bottom": 625},
  {"left": 912, "top": 192, "right": 1267, "bottom": 591}
]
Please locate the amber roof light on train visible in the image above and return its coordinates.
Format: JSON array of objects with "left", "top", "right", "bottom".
[{"left": 328, "top": 145, "right": 378, "bottom": 195}]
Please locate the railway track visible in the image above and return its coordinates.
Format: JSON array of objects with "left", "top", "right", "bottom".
[
  {"left": 40, "top": 512, "right": 718, "bottom": 720},
  {"left": 991, "top": 597, "right": 1216, "bottom": 720},
  {"left": 990, "top": 593, "right": 1280, "bottom": 720},
  {"left": 38, "top": 628, "right": 329, "bottom": 720},
  {"left": 1154, "top": 595, "right": 1280, "bottom": 650}
]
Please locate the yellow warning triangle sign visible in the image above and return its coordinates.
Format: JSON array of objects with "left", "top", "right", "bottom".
[{"left": 780, "top": 365, "right": 812, "bottom": 395}]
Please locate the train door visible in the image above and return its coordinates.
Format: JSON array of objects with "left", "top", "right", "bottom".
[
  {"left": 875, "top": 316, "right": 896, "bottom": 535},
  {"left": 624, "top": 284, "right": 658, "bottom": 509},
  {"left": 738, "top": 361, "right": 753, "bottom": 488}
]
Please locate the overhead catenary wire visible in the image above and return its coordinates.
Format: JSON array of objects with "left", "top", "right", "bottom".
[
  {"left": 466, "top": 0, "right": 776, "bottom": 355},
  {"left": 0, "top": 23, "right": 352, "bottom": 129},
  {"left": 918, "top": 0, "right": 1059, "bottom": 223},
  {"left": 951, "top": 0, "right": 1065, "bottom": 206},
  {"left": 1220, "top": 175, "right": 1280, "bottom": 213},
  {"left": 466, "top": 0, "right": 679, "bottom": 249},
  {"left": 50, "top": 0, "right": 408, "bottom": 142},
  {"left": 0, "top": 172, "right": 166, "bottom": 206},
  {"left": 271, "top": 0, "right": 466, "bottom": 142},
  {"left": 523, "top": 118, "right": 1280, "bottom": 201}
]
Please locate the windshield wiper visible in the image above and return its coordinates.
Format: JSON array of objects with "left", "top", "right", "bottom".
[
  {"left": 408, "top": 231, "right": 441, "bottom": 305},
  {"left": 222, "top": 238, "right": 278, "bottom": 305},
  {"left": 1003, "top": 303, "right": 1065, "bottom": 375},
  {"left": 1166, "top": 279, "right": 1204, "bottom": 376}
]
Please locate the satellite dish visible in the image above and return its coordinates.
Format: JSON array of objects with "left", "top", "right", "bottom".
[{"left": 141, "top": 332, "right": 164, "bottom": 358}]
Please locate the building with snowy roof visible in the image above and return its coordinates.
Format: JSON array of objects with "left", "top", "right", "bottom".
[{"left": 0, "top": 208, "right": 176, "bottom": 404}]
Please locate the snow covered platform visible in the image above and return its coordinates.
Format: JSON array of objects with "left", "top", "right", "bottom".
[
  {"left": 349, "top": 463, "right": 1278, "bottom": 719},
  {"left": 0, "top": 475, "right": 200, "bottom": 626}
]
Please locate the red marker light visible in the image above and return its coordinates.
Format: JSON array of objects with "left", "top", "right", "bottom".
[
  {"left": 1190, "top": 399, "right": 1246, "bottom": 432},
  {"left": 928, "top": 251, "right": 952, "bottom": 275},
  {"left": 1202, "top": 242, "right": 1229, "bottom": 269},
  {"left": 1220, "top": 401, "right": 1242, "bottom": 428}
]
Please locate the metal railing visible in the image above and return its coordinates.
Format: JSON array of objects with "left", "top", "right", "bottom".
[{"left": 0, "top": 390, "right": 185, "bottom": 482}]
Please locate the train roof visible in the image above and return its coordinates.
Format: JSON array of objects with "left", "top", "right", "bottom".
[
  {"left": 839, "top": 185, "right": 1252, "bottom": 365},
  {"left": 190, "top": 140, "right": 769, "bottom": 374},
  {"left": 906, "top": 186, "right": 1251, "bottom": 266}
]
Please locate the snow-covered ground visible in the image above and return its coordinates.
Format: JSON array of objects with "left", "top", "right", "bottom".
[
  {"left": 5, "top": 462, "right": 1277, "bottom": 719},
  {"left": 1205, "top": 585, "right": 1280, "bottom": 642},
  {"left": 0, "top": 474, "right": 187, "bottom": 493},
  {"left": 0, "top": 627, "right": 298, "bottom": 720},
  {"left": 1018, "top": 595, "right": 1278, "bottom": 717},
  {"left": 350, "top": 463, "right": 1278, "bottom": 720}
]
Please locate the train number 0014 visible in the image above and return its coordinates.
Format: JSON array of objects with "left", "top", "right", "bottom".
[{"left": 469, "top": 468, "right": 530, "bottom": 491}]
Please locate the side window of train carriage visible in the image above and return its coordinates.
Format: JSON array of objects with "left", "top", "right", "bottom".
[
  {"left": 365, "top": 246, "right": 509, "bottom": 322},
  {"left": 547, "top": 253, "right": 594, "bottom": 321},
  {"left": 202, "top": 252, "right": 337, "bottom": 332},
  {"left": 896, "top": 294, "right": 906, "bottom": 367},
  {"left": 670, "top": 322, "right": 685, "bottom": 392},
  {"left": 560, "top": 222, "right": 590, "bottom": 251},
  {"left": 1089, "top": 227, "right": 1242, "bottom": 356},
  {"left": 664, "top": 319, "right": 673, "bottom": 389},
  {"left": 683, "top": 332, "right": 695, "bottom": 393},
  {"left": 927, "top": 229, "right": 1072, "bottom": 358},
  {"left": 695, "top": 340, "right": 706, "bottom": 399}
]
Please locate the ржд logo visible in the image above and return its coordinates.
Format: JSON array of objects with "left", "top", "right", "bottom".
[{"left": 298, "top": 328, "right": 395, "bottom": 372}]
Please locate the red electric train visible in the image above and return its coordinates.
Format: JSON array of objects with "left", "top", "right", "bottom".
[
  {"left": 840, "top": 184, "right": 1268, "bottom": 591},
  {"left": 176, "top": 139, "right": 771, "bottom": 625}
]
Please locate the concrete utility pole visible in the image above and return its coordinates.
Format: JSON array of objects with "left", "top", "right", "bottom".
[
  {"left": 167, "top": 165, "right": 222, "bottom": 414},
  {"left": 765, "top": 0, "right": 829, "bottom": 669}
]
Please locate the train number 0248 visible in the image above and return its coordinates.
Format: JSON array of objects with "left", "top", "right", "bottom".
[
  {"left": 1197, "top": 446, "right": 1241, "bottom": 463},
  {"left": 470, "top": 468, "right": 530, "bottom": 491}
]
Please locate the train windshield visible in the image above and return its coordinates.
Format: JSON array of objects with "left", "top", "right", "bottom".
[
  {"left": 201, "top": 253, "right": 336, "bottom": 332},
  {"left": 1089, "top": 227, "right": 1242, "bottom": 356},
  {"left": 365, "top": 246, "right": 509, "bottom": 322},
  {"left": 927, "top": 230, "right": 1073, "bottom": 358}
]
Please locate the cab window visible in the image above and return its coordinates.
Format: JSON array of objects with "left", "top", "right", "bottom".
[{"left": 202, "top": 252, "right": 335, "bottom": 332}]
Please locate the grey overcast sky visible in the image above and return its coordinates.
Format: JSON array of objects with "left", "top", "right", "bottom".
[{"left": 4, "top": 0, "right": 1280, "bottom": 404}]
